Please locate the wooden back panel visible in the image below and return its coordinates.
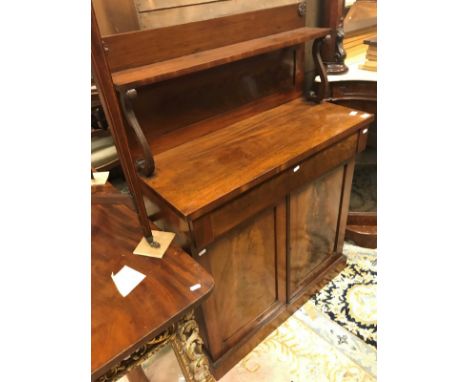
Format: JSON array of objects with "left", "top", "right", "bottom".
[
  {"left": 103, "top": 4, "right": 305, "bottom": 72},
  {"left": 125, "top": 46, "right": 304, "bottom": 156}
]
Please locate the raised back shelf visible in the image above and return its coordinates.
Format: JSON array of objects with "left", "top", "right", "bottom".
[
  {"left": 104, "top": 4, "right": 334, "bottom": 186},
  {"left": 112, "top": 27, "right": 329, "bottom": 89}
]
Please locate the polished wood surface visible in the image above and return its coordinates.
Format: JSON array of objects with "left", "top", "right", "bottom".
[
  {"left": 91, "top": 202, "right": 214, "bottom": 380},
  {"left": 288, "top": 166, "right": 344, "bottom": 296},
  {"left": 112, "top": 27, "right": 329, "bottom": 88},
  {"left": 92, "top": 3, "right": 375, "bottom": 377},
  {"left": 198, "top": 208, "right": 278, "bottom": 360},
  {"left": 129, "top": 48, "right": 298, "bottom": 155},
  {"left": 143, "top": 100, "right": 373, "bottom": 219},
  {"left": 103, "top": 4, "right": 305, "bottom": 72},
  {"left": 92, "top": 8, "right": 154, "bottom": 241},
  {"left": 345, "top": 211, "right": 377, "bottom": 248},
  {"left": 211, "top": 253, "right": 347, "bottom": 379},
  {"left": 329, "top": 81, "right": 376, "bottom": 150},
  {"left": 191, "top": 133, "right": 358, "bottom": 249}
]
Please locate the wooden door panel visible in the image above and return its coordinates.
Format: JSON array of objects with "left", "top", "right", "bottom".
[
  {"left": 288, "top": 166, "right": 344, "bottom": 298},
  {"left": 199, "top": 208, "right": 278, "bottom": 360}
]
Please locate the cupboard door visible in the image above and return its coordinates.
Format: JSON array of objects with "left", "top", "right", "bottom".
[
  {"left": 288, "top": 165, "right": 345, "bottom": 299},
  {"left": 198, "top": 207, "right": 281, "bottom": 360}
]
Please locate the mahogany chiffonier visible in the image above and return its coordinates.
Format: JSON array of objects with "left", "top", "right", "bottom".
[{"left": 92, "top": 2, "right": 374, "bottom": 378}]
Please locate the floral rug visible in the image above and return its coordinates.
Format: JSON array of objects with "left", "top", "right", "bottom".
[
  {"left": 221, "top": 304, "right": 376, "bottom": 382},
  {"left": 311, "top": 243, "right": 377, "bottom": 347}
]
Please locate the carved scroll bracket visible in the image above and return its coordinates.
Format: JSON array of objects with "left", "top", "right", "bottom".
[
  {"left": 119, "top": 89, "right": 155, "bottom": 177},
  {"left": 309, "top": 35, "right": 331, "bottom": 103}
]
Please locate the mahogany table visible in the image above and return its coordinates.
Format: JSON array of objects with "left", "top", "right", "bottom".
[{"left": 91, "top": 191, "right": 215, "bottom": 382}]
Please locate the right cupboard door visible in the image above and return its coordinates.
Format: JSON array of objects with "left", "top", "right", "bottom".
[{"left": 287, "top": 164, "right": 348, "bottom": 300}]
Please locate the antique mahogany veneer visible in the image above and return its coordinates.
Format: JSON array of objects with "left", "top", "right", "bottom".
[{"left": 92, "top": 3, "right": 374, "bottom": 378}]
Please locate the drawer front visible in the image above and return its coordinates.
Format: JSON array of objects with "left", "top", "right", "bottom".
[{"left": 192, "top": 133, "right": 359, "bottom": 249}]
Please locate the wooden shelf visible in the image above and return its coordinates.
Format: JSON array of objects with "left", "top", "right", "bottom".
[
  {"left": 112, "top": 27, "right": 329, "bottom": 89},
  {"left": 142, "top": 99, "right": 373, "bottom": 218}
]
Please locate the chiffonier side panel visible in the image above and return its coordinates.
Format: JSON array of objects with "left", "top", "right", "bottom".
[
  {"left": 197, "top": 208, "right": 279, "bottom": 360},
  {"left": 288, "top": 165, "right": 345, "bottom": 297}
]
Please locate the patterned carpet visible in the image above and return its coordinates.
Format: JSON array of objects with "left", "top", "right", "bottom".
[{"left": 312, "top": 243, "right": 377, "bottom": 347}]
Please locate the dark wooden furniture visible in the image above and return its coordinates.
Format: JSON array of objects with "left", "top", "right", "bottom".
[
  {"left": 316, "top": 0, "right": 377, "bottom": 248},
  {"left": 326, "top": 77, "right": 377, "bottom": 249},
  {"left": 320, "top": 0, "right": 348, "bottom": 74},
  {"left": 91, "top": 190, "right": 215, "bottom": 382},
  {"left": 92, "top": 3, "right": 375, "bottom": 378}
]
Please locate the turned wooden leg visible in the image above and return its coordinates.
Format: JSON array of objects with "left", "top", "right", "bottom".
[
  {"left": 172, "top": 310, "right": 215, "bottom": 382},
  {"left": 126, "top": 365, "right": 150, "bottom": 382}
]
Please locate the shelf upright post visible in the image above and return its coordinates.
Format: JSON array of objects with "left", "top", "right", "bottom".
[{"left": 91, "top": 5, "right": 159, "bottom": 248}]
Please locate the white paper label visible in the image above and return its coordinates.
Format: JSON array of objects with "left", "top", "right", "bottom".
[{"left": 111, "top": 265, "right": 146, "bottom": 297}]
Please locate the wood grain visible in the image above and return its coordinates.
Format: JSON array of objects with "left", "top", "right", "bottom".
[
  {"left": 92, "top": 3, "right": 375, "bottom": 376},
  {"left": 127, "top": 48, "right": 297, "bottom": 156},
  {"left": 92, "top": 7, "right": 154, "bottom": 242},
  {"left": 103, "top": 4, "right": 306, "bottom": 72},
  {"left": 112, "top": 27, "right": 329, "bottom": 88},
  {"left": 91, "top": 202, "right": 214, "bottom": 379},
  {"left": 142, "top": 100, "right": 373, "bottom": 219},
  {"left": 288, "top": 166, "right": 344, "bottom": 297},
  {"left": 196, "top": 208, "right": 278, "bottom": 360},
  {"left": 210, "top": 253, "right": 347, "bottom": 378},
  {"left": 191, "top": 133, "right": 358, "bottom": 249}
]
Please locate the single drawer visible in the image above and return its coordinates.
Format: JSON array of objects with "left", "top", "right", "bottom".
[{"left": 191, "top": 132, "right": 359, "bottom": 249}]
